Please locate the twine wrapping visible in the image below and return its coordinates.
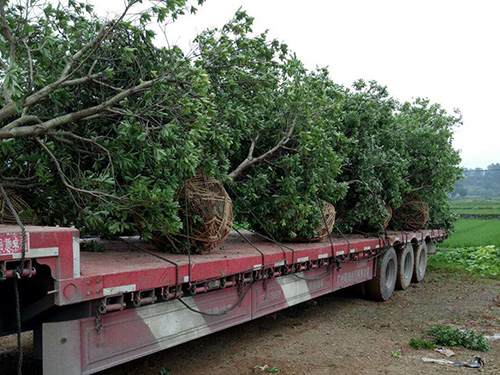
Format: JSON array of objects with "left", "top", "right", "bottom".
[
  {"left": 153, "top": 175, "right": 233, "bottom": 254},
  {"left": 391, "top": 197, "right": 429, "bottom": 231},
  {"left": 292, "top": 200, "right": 336, "bottom": 242},
  {"left": 0, "top": 189, "right": 40, "bottom": 225},
  {"left": 382, "top": 205, "right": 393, "bottom": 229}
]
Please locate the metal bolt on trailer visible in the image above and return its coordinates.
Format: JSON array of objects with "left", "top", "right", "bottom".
[{"left": 0, "top": 224, "right": 446, "bottom": 375}]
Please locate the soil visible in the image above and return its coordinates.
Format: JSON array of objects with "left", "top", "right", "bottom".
[{"left": 1, "top": 269, "right": 499, "bottom": 375}]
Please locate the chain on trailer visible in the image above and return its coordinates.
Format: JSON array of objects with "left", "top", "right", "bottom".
[
  {"left": 96, "top": 198, "right": 336, "bottom": 319},
  {"left": 98, "top": 230, "right": 396, "bottom": 323},
  {"left": 291, "top": 197, "right": 339, "bottom": 281},
  {"left": 0, "top": 183, "right": 27, "bottom": 375},
  {"left": 99, "top": 221, "right": 393, "bottom": 320},
  {"left": 90, "top": 179, "right": 430, "bottom": 323},
  {"left": 226, "top": 184, "right": 294, "bottom": 265},
  {"left": 97, "top": 238, "right": 184, "bottom": 331}
]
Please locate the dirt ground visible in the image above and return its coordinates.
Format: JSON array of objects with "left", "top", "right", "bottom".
[{"left": 1, "top": 269, "right": 499, "bottom": 375}]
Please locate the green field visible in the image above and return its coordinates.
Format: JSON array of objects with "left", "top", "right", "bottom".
[
  {"left": 438, "top": 219, "right": 500, "bottom": 248},
  {"left": 453, "top": 208, "right": 500, "bottom": 215},
  {"left": 450, "top": 197, "right": 500, "bottom": 210},
  {"left": 432, "top": 198, "right": 500, "bottom": 279}
]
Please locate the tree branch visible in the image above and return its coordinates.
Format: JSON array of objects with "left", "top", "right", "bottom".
[
  {"left": 35, "top": 137, "right": 122, "bottom": 202},
  {"left": 228, "top": 114, "right": 298, "bottom": 180},
  {"left": 2, "top": 115, "right": 41, "bottom": 130},
  {"left": 22, "top": 37, "right": 34, "bottom": 92},
  {"left": 0, "top": 0, "right": 15, "bottom": 62},
  {"left": 56, "top": 131, "right": 116, "bottom": 185},
  {"left": 0, "top": 2, "right": 134, "bottom": 124},
  {"left": 0, "top": 78, "right": 160, "bottom": 139}
]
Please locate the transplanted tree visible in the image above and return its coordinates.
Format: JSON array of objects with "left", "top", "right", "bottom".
[
  {"left": 396, "top": 98, "right": 462, "bottom": 230},
  {"left": 0, "top": 0, "right": 220, "bottom": 239},
  {"left": 335, "top": 80, "right": 408, "bottom": 233},
  {"left": 0, "top": 1, "right": 463, "bottom": 244},
  {"left": 196, "top": 12, "right": 349, "bottom": 241}
]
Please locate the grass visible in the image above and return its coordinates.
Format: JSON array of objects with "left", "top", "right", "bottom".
[
  {"left": 429, "top": 324, "right": 490, "bottom": 351},
  {"left": 429, "top": 246, "right": 499, "bottom": 278},
  {"left": 410, "top": 325, "right": 490, "bottom": 352},
  {"left": 454, "top": 208, "right": 500, "bottom": 215},
  {"left": 450, "top": 197, "right": 500, "bottom": 210},
  {"left": 439, "top": 219, "right": 500, "bottom": 248},
  {"left": 409, "top": 336, "right": 436, "bottom": 350},
  {"left": 391, "top": 349, "right": 402, "bottom": 358},
  {"left": 432, "top": 207, "right": 500, "bottom": 279}
]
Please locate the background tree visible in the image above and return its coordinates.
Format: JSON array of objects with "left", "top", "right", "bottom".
[{"left": 453, "top": 164, "right": 500, "bottom": 198}]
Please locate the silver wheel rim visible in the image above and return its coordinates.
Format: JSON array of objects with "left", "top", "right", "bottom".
[
  {"left": 403, "top": 251, "right": 412, "bottom": 282},
  {"left": 418, "top": 247, "right": 426, "bottom": 277},
  {"left": 385, "top": 257, "right": 396, "bottom": 289}
]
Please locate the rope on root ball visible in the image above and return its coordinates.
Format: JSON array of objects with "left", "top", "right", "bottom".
[
  {"left": 382, "top": 205, "right": 393, "bottom": 229},
  {"left": 154, "top": 175, "right": 233, "bottom": 254},
  {"left": 391, "top": 197, "right": 429, "bottom": 231},
  {"left": 0, "top": 188, "right": 41, "bottom": 225},
  {"left": 292, "top": 200, "right": 336, "bottom": 242}
]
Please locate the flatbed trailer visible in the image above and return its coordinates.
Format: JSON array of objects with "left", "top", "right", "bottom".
[{"left": 0, "top": 224, "right": 445, "bottom": 375}]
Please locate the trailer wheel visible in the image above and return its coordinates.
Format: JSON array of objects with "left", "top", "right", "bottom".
[
  {"left": 412, "top": 241, "right": 428, "bottom": 283},
  {"left": 395, "top": 244, "right": 414, "bottom": 290},
  {"left": 367, "top": 247, "right": 397, "bottom": 301}
]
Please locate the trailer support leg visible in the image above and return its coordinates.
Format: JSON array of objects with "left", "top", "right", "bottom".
[{"left": 42, "top": 320, "right": 81, "bottom": 375}]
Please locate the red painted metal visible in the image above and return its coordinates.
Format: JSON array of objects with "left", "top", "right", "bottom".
[
  {"left": 42, "top": 263, "right": 377, "bottom": 375},
  {"left": 0, "top": 224, "right": 447, "bottom": 375},
  {"left": 0, "top": 224, "right": 446, "bottom": 308}
]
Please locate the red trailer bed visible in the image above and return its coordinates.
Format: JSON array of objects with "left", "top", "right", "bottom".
[{"left": 0, "top": 225, "right": 445, "bottom": 375}]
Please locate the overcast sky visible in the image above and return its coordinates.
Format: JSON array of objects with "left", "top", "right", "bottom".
[{"left": 95, "top": 0, "right": 500, "bottom": 169}]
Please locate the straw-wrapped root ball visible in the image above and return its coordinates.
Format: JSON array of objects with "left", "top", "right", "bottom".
[
  {"left": 391, "top": 197, "right": 429, "bottom": 231},
  {"left": 292, "top": 200, "right": 336, "bottom": 242},
  {"left": 155, "top": 175, "right": 233, "bottom": 254},
  {"left": 0, "top": 189, "right": 41, "bottom": 225}
]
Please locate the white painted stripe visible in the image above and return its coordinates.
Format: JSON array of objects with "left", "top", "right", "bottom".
[
  {"left": 72, "top": 237, "right": 80, "bottom": 278},
  {"left": 375, "top": 244, "right": 380, "bottom": 248},
  {"left": 277, "top": 273, "right": 311, "bottom": 307},
  {"left": 318, "top": 253, "right": 328, "bottom": 259},
  {"left": 274, "top": 260, "right": 285, "bottom": 267},
  {"left": 336, "top": 250, "right": 345, "bottom": 256},
  {"left": 297, "top": 256, "right": 309, "bottom": 263},
  {"left": 395, "top": 236, "right": 400, "bottom": 241},
  {"left": 253, "top": 264, "right": 262, "bottom": 270},
  {"left": 12, "top": 247, "right": 58, "bottom": 259},
  {"left": 183, "top": 276, "right": 190, "bottom": 283},
  {"left": 349, "top": 249, "right": 356, "bottom": 253},
  {"left": 136, "top": 297, "right": 209, "bottom": 345},
  {"left": 103, "top": 284, "right": 136, "bottom": 296},
  {"left": 364, "top": 246, "right": 371, "bottom": 250}
]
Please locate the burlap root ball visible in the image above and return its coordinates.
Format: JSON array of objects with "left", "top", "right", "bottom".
[
  {"left": 292, "top": 200, "right": 336, "bottom": 242},
  {"left": 155, "top": 175, "right": 233, "bottom": 254},
  {"left": 391, "top": 197, "right": 429, "bottom": 231},
  {"left": 0, "top": 189, "right": 41, "bottom": 225},
  {"left": 382, "top": 205, "right": 393, "bottom": 229}
]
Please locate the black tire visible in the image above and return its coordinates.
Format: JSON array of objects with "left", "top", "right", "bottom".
[
  {"left": 412, "top": 241, "right": 428, "bottom": 283},
  {"left": 395, "top": 244, "right": 414, "bottom": 290},
  {"left": 367, "top": 247, "right": 397, "bottom": 301}
]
